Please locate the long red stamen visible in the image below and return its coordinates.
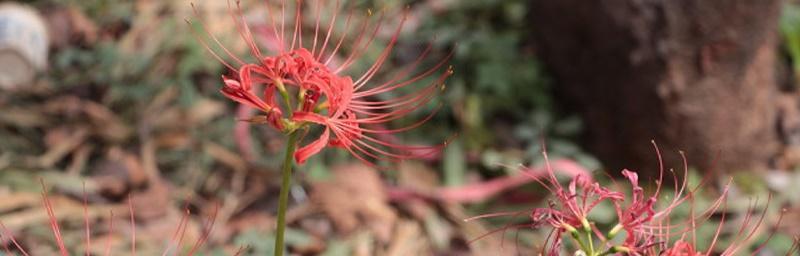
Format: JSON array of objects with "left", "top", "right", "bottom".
[
  {"left": 322, "top": 9, "right": 356, "bottom": 65},
  {"left": 41, "top": 181, "right": 69, "bottom": 256},
  {"left": 310, "top": 0, "right": 322, "bottom": 55},
  {"left": 0, "top": 221, "right": 29, "bottom": 256},
  {"left": 104, "top": 210, "right": 114, "bottom": 256},
  {"left": 129, "top": 194, "right": 136, "bottom": 256},
  {"left": 316, "top": 0, "right": 341, "bottom": 60},
  {"left": 229, "top": 0, "right": 263, "bottom": 61},
  {"left": 83, "top": 183, "right": 91, "bottom": 256},
  {"left": 264, "top": 0, "right": 284, "bottom": 52},
  {"left": 350, "top": 9, "right": 407, "bottom": 85},
  {"left": 290, "top": 0, "right": 302, "bottom": 51}
]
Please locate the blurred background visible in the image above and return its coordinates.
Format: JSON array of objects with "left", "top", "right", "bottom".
[{"left": 1, "top": 0, "right": 800, "bottom": 254}]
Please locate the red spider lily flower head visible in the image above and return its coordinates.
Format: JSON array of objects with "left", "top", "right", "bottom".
[
  {"left": 189, "top": 0, "right": 453, "bottom": 166},
  {"left": 467, "top": 142, "right": 788, "bottom": 256},
  {"left": 518, "top": 152, "right": 624, "bottom": 254},
  {"left": 662, "top": 240, "right": 703, "bottom": 256},
  {"left": 602, "top": 144, "right": 727, "bottom": 255},
  {"left": 602, "top": 144, "right": 785, "bottom": 256},
  {"left": 656, "top": 202, "right": 786, "bottom": 256}
]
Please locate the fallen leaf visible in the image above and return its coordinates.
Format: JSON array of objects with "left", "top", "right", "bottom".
[
  {"left": 92, "top": 148, "right": 148, "bottom": 197},
  {"left": 37, "top": 126, "right": 88, "bottom": 168},
  {"left": 204, "top": 142, "right": 247, "bottom": 173},
  {"left": 128, "top": 180, "right": 170, "bottom": 221},
  {"left": 188, "top": 98, "right": 225, "bottom": 125},
  {"left": 385, "top": 220, "right": 431, "bottom": 256},
  {"left": 43, "top": 6, "right": 98, "bottom": 48},
  {"left": 83, "top": 101, "right": 132, "bottom": 142},
  {"left": 0, "top": 107, "right": 49, "bottom": 128},
  {"left": 311, "top": 163, "right": 397, "bottom": 243}
]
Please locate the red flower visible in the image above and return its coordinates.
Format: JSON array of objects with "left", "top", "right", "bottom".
[
  {"left": 522, "top": 152, "right": 624, "bottom": 254},
  {"left": 191, "top": 0, "right": 452, "bottom": 165},
  {"left": 662, "top": 240, "right": 703, "bottom": 256},
  {"left": 606, "top": 146, "right": 783, "bottom": 255},
  {"left": 469, "top": 143, "right": 787, "bottom": 255}
]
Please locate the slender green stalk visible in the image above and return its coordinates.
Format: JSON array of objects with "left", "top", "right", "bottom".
[{"left": 274, "top": 131, "right": 299, "bottom": 256}]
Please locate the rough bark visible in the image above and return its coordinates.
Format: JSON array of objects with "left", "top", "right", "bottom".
[{"left": 529, "top": 1, "right": 782, "bottom": 175}]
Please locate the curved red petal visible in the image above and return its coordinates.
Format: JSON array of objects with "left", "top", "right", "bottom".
[
  {"left": 294, "top": 128, "right": 330, "bottom": 164},
  {"left": 292, "top": 111, "right": 328, "bottom": 125}
]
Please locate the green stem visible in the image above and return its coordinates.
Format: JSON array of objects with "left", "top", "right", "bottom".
[
  {"left": 274, "top": 131, "right": 299, "bottom": 256},
  {"left": 569, "top": 229, "right": 589, "bottom": 253},
  {"left": 586, "top": 231, "right": 594, "bottom": 255},
  {"left": 275, "top": 79, "right": 293, "bottom": 117}
]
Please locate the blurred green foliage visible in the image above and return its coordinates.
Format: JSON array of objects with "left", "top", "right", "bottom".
[
  {"left": 407, "top": 0, "right": 598, "bottom": 176},
  {"left": 782, "top": 3, "right": 800, "bottom": 84}
]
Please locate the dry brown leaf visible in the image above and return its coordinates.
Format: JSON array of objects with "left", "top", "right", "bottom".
[
  {"left": 92, "top": 148, "right": 148, "bottom": 197},
  {"left": 352, "top": 231, "right": 375, "bottom": 256},
  {"left": 83, "top": 101, "right": 132, "bottom": 142},
  {"left": 129, "top": 180, "right": 170, "bottom": 221},
  {"left": 204, "top": 142, "right": 247, "bottom": 173},
  {"left": 0, "top": 106, "right": 49, "bottom": 128},
  {"left": 149, "top": 107, "right": 182, "bottom": 130},
  {"left": 119, "top": 205, "right": 203, "bottom": 256},
  {"left": 394, "top": 161, "right": 443, "bottom": 231},
  {"left": 43, "top": 6, "right": 98, "bottom": 48},
  {"left": 66, "top": 144, "right": 93, "bottom": 175},
  {"left": 38, "top": 96, "right": 131, "bottom": 143},
  {"left": 38, "top": 126, "right": 89, "bottom": 168},
  {"left": 396, "top": 162, "right": 455, "bottom": 252},
  {"left": 397, "top": 161, "right": 440, "bottom": 193},
  {"left": 154, "top": 131, "right": 192, "bottom": 149},
  {"left": 41, "top": 96, "right": 83, "bottom": 117},
  {"left": 66, "top": 6, "right": 98, "bottom": 43},
  {"left": 117, "top": 0, "right": 166, "bottom": 55},
  {"left": 188, "top": 98, "right": 225, "bottom": 125},
  {"left": 384, "top": 220, "right": 431, "bottom": 256},
  {"left": 442, "top": 204, "right": 518, "bottom": 256},
  {"left": 299, "top": 217, "right": 333, "bottom": 239},
  {"left": 0, "top": 193, "right": 114, "bottom": 230},
  {"left": 311, "top": 163, "right": 397, "bottom": 243},
  {"left": 140, "top": 138, "right": 162, "bottom": 183},
  {"left": 144, "top": 87, "right": 178, "bottom": 115},
  {"left": 226, "top": 211, "right": 275, "bottom": 235},
  {"left": 0, "top": 193, "right": 39, "bottom": 213}
]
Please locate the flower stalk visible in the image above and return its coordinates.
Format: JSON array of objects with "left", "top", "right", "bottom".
[{"left": 274, "top": 131, "right": 299, "bottom": 256}]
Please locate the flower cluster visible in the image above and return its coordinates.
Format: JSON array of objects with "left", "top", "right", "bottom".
[
  {"left": 192, "top": 0, "right": 452, "bottom": 166},
  {"left": 472, "top": 142, "right": 788, "bottom": 255}
]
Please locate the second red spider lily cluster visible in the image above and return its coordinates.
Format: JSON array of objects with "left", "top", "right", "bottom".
[
  {"left": 193, "top": 0, "right": 452, "bottom": 166},
  {"left": 473, "top": 142, "right": 789, "bottom": 255}
]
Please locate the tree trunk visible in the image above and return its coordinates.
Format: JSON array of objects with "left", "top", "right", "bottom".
[{"left": 528, "top": 0, "right": 782, "bottom": 175}]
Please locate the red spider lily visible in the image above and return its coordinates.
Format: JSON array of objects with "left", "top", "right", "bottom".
[
  {"left": 609, "top": 145, "right": 779, "bottom": 255},
  {"left": 611, "top": 163, "right": 785, "bottom": 256},
  {"left": 655, "top": 201, "right": 786, "bottom": 256},
  {"left": 190, "top": 0, "right": 452, "bottom": 166},
  {"left": 662, "top": 240, "right": 703, "bottom": 256},
  {"left": 524, "top": 152, "right": 624, "bottom": 255},
  {"left": 465, "top": 151, "right": 625, "bottom": 255},
  {"left": 609, "top": 146, "right": 700, "bottom": 253},
  {"left": 467, "top": 142, "right": 789, "bottom": 255}
]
